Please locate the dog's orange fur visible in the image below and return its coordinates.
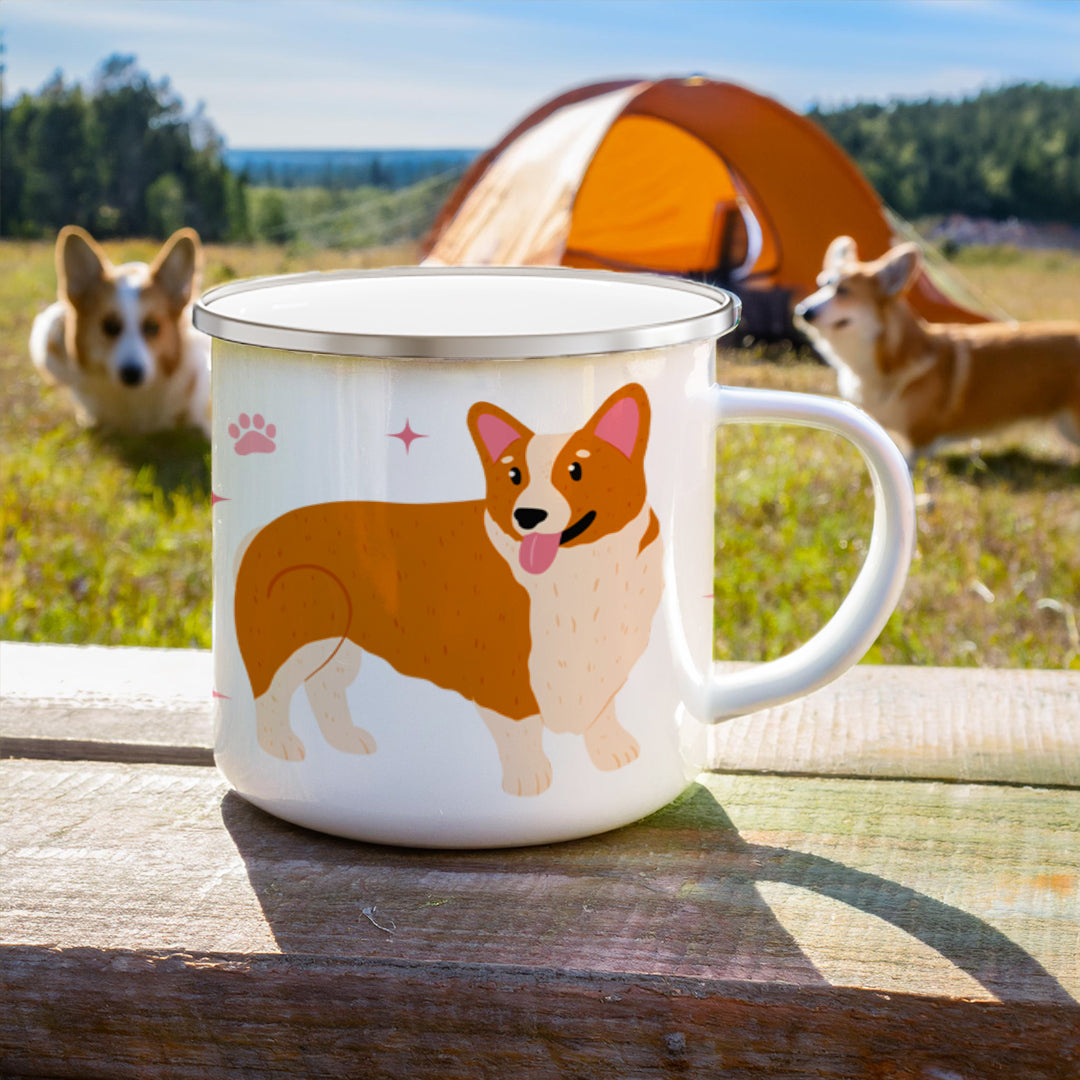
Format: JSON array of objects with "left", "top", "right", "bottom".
[
  {"left": 233, "top": 384, "right": 663, "bottom": 794},
  {"left": 795, "top": 237, "right": 1080, "bottom": 459},
  {"left": 30, "top": 226, "right": 210, "bottom": 434},
  {"left": 236, "top": 500, "right": 537, "bottom": 716}
]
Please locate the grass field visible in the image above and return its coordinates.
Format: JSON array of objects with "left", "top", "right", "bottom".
[{"left": 2, "top": 240, "right": 1078, "bottom": 668}]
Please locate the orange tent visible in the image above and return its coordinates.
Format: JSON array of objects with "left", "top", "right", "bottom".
[{"left": 422, "top": 77, "right": 987, "bottom": 333}]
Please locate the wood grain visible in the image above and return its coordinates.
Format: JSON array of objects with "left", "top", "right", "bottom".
[
  {"left": 4, "top": 947, "right": 1077, "bottom": 1080},
  {"left": 708, "top": 663, "right": 1080, "bottom": 788},
  {"left": 2, "top": 758, "right": 1078, "bottom": 1078},
  {"left": 0, "top": 641, "right": 213, "bottom": 765},
  {"left": 2, "top": 760, "right": 1076, "bottom": 1001},
  {"left": 4, "top": 644, "right": 1077, "bottom": 784}
]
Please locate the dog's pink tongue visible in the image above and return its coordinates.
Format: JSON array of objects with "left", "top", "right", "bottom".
[{"left": 519, "top": 531, "right": 561, "bottom": 575}]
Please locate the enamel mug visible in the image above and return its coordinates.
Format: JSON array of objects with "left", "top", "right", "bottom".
[{"left": 194, "top": 267, "right": 915, "bottom": 848}]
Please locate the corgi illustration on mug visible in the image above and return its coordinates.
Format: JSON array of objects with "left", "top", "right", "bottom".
[{"left": 232, "top": 383, "right": 663, "bottom": 796}]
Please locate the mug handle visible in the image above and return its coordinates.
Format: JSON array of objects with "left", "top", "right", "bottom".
[{"left": 683, "top": 384, "right": 916, "bottom": 723}]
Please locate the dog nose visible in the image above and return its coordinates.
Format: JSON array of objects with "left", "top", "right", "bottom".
[
  {"left": 514, "top": 507, "right": 548, "bottom": 531},
  {"left": 794, "top": 302, "right": 815, "bottom": 323},
  {"left": 118, "top": 361, "right": 145, "bottom": 387}
]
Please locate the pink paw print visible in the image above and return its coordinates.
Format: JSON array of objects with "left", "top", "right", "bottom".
[{"left": 229, "top": 413, "right": 276, "bottom": 455}]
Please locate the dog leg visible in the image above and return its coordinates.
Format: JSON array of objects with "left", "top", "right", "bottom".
[
  {"left": 478, "top": 708, "right": 552, "bottom": 797},
  {"left": 584, "top": 699, "right": 640, "bottom": 772},
  {"left": 255, "top": 638, "right": 344, "bottom": 761},
  {"left": 304, "top": 638, "right": 375, "bottom": 755}
]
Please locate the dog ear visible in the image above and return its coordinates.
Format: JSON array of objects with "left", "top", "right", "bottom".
[
  {"left": 467, "top": 402, "right": 533, "bottom": 465},
  {"left": 875, "top": 243, "right": 921, "bottom": 297},
  {"left": 824, "top": 235, "right": 858, "bottom": 272},
  {"left": 151, "top": 228, "right": 202, "bottom": 313},
  {"left": 585, "top": 383, "right": 651, "bottom": 462},
  {"left": 57, "top": 226, "right": 108, "bottom": 307}
]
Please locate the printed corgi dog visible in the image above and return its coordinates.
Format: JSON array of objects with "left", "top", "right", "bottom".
[
  {"left": 794, "top": 236, "right": 1080, "bottom": 462},
  {"left": 30, "top": 226, "right": 211, "bottom": 435},
  {"left": 233, "top": 384, "right": 663, "bottom": 797}
]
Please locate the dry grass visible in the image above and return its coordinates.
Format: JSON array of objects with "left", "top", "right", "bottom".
[
  {"left": 714, "top": 245, "right": 1080, "bottom": 669},
  {"left": 1, "top": 239, "right": 1078, "bottom": 668}
]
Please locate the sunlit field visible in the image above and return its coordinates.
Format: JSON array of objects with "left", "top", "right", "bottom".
[{"left": 2, "top": 240, "right": 1078, "bottom": 668}]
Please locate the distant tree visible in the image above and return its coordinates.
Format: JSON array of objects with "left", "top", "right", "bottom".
[
  {"left": 808, "top": 83, "right": 1080, "bottom": 225},
  {"left": 146, "top": 173, "right": 186, "bottom": 236},
  {"left": 224, "top": 172, "right": 252, "bottom": 242},
  {"left": 251, "top": 189, "right": 290, "bottom": 243},
  {"left": 370, "top": 155, "right": 389, "bottom": 188},
  {"left": 0, "top": 53, "right": 248, "bottom": 240},
  {"left": 2, "top": 72, "right": 99, "bottom": 236}
]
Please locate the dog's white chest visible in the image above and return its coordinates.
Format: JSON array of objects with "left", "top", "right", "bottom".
[{"left": 488, "top": 507, "right": 663, "bottom": 734}]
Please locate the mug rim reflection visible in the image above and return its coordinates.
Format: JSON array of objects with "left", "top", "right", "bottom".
[{"left": 193, "top": 265, "right": 741, "bottom": 360}]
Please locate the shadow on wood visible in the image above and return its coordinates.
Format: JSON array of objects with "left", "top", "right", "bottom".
[{"left": 220, "top": 783, "right": 1073, "bottom": 1006}]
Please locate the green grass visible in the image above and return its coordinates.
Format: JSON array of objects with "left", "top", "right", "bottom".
[
  {"left": 0, "top": 238, "right": 413, "bottom": 647},
  {"left": 2, "top": 239, "right": 1079, "bottom": 666}
]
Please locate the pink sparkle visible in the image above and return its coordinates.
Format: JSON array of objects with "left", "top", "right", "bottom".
[
  {"left": 703, "top": 593, "right": 714, "bottom": 599},
  {"left": 212, "top": 689, "right": 230, "bottom": 700},
  {"left": 389, "top": 419, "right": 427, "bottom": 454},
  {"left": 211, "top": 492, "right": 230, "bottom": 506}
]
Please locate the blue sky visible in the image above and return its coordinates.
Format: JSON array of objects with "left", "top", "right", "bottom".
[{"left": 2, "top": 0, "right": 1078, "bottom": 148}]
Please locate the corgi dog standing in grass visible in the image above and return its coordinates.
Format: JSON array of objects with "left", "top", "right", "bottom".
[
  {"left": 232, "top": 383, "right": 663, "bottom": 798},
  {"left": 30, "top": 226, "right": 211, "bottom": 435},
  {"left": 794, "top": 236, "right": 1080, "bottom": 463}
]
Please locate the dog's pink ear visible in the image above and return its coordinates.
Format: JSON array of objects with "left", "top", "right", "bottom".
[
  {"left": 589, "top": 384, "right": 650, "bottom": 460},
  {"left": 58, "top": 227, "right": 108, "bottom": 306},
  {"left": 467, "top": 403, "right": 532, "bottom": 463}
]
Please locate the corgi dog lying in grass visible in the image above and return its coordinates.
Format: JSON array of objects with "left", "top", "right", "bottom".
[
  {"left": 232, "top": 384, "right": 663, "bottom": 797},
  {"left": 794, "top": 236, "right": 1080, "bottom": 463},
  {"left": 30, "top": 226, "right": 210, "bottom": 435}
]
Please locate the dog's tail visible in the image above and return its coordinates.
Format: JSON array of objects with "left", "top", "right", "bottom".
[
  {"left": 264, "top": 562, "right": 354, "bottom": 684},
  {"left": 234, "top": 522, "right": 355, "bottom": 700}
]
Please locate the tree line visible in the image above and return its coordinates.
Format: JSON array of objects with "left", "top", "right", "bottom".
[
  {"left": 1, "top": 55, "right": 250, "bottom": 241},
  {"left": 3, "top": 56, "right": 1079, "bottom": 243},
  {"left": 809, "top": 82, "right": 1080, "bottom": 226}
]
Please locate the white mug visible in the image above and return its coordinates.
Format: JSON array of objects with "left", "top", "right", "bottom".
[{"left": 195, "top": 267, "right": 915, "bottom": 848}]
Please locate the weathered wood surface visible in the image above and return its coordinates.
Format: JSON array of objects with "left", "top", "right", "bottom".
[
  {"left": 4, "top": 641, "right": 1078, "bottom": 784},
  {"left": 708, "top": 662, "right": 1080, "bottom": 787},
  {"left": 1, "top": 642, "right": 212, "bottom": 765},
  {"left": 2, "top": 644, "right": 1079, "bottom": 1078},
  {"left": 3, "top": 760, "right": 1077, "bottom": 1000},
  {"left": 3, "top": 760, "right": 1079, "bottom": 1078}
]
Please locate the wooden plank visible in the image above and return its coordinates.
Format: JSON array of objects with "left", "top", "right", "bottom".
[
  {"left": 708, "top": 663, "right": 1080, "bottom": 788},
  {"left": 0, "top": 642, "right": 212, "bottom": 765},
  {"left": 2, "top": 761, "right": 1076, "bottom": 1001},
  {"left": 4, "top": 642, "right": 1078, "bottom": 786},
  {"left": 2, "top": 759, "right": 1077, "bottom": 1077},
  {"left": 3, "top": 948, "right": 1076, "bottom": 1080}
]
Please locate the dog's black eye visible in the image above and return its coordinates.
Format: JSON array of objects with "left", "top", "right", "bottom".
[
  {"left": 568, "top": 461, "right": 582, "bottom": 481},
  {"left": 509, "top": 467, "right": 521, "bottom": 486},
  {"left": 141, "top": 317, "right": 160, "bottom": 339},
  {"left": 102, "top": 315, "right": 123, "bottom": 338}
]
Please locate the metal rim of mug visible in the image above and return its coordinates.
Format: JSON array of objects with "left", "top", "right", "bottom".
[{"left": 192, "top": 265, "right": 741, "bottom": 360}]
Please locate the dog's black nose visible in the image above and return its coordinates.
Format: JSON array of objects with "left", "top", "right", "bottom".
[
  {"left": 795, "top": 303, "right": 816, "bottom": 323},
  {"left": 118, "top": 362, "right": 145, "bottom": 387},
  {"left": 514, "top": 507, "right": 548, "bottom": 531}
]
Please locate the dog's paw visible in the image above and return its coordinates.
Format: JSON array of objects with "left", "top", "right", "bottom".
[
  {"left": 585, "top": 725, "right": 640, "bottom": 772},
  {"left": 259, "top": 726, "right": 306, "bottom": 762},
  {"left": 322, "top": 723, "right": 377, "bottom": 756},
  {"left": 502, "top": 756, "right": 553, "bottom": 797}
]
